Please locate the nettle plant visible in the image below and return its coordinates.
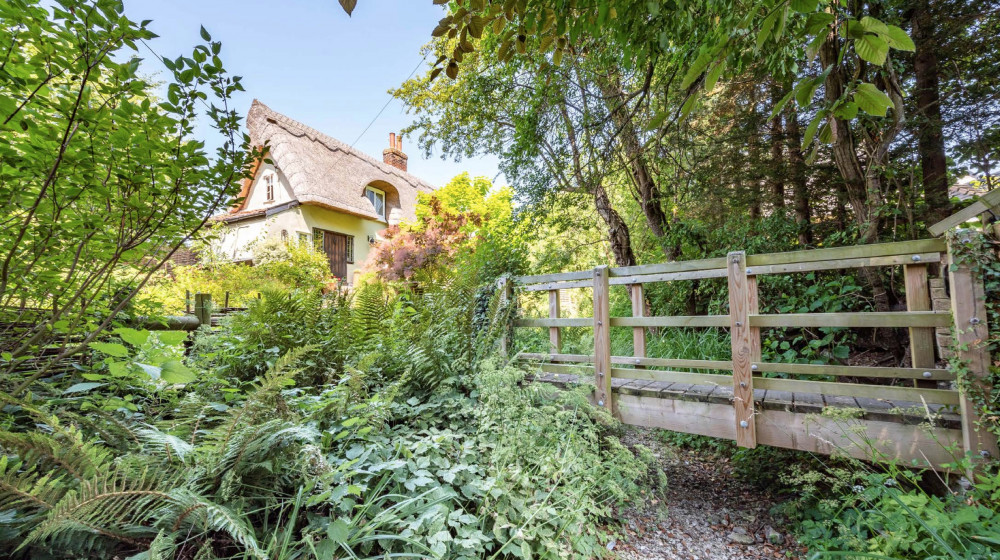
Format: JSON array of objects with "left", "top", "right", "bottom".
[{"left": 0, "top": 0, "right": 254, "bottom": 394}]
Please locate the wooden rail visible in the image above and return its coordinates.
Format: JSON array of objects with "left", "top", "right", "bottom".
[{"left": 508, "top": 237, "right": 999, "bottom": 469}]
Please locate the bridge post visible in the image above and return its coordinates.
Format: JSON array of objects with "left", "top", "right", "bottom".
[
  {"left": 905, "top": 263, "right": 936, "bottom": 388},
  {"left": 193, "top": 293, "right": 212, "bottom": 326},
  {"left": 497, "top": 276, "right": 513, "bottom": 359},
  {"left": 630, "top": 284, "right": 646, "bottom": 367},
  {"left": 548, "top": 289, "right": 561, "bottom": 354},
  {"left": 727, "top": 252, "right": 758, "bottom": 448},
  {"left": 947, "top": 234, "right": 1000, "bottom": 466},
  {"left": 593, "top": 266, "right": 613, "bottom": 414}
]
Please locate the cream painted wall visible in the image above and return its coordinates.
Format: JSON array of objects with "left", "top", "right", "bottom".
[
  {"left": 214, "top": 204, "right": 386, "bottom": 284},
  {"left": 244, "top": 162, "right": 295, "bottom": 210},
  {"left": 300, "top": 205, "right": 385, "bottom": 283}
]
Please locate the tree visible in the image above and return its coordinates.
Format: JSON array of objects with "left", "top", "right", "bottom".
[{"left": 0, "top": 0, "right": 252, "bottom": 393}]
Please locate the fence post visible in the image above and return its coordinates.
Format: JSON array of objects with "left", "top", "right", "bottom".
[
  {"left": 498, "top": 276, "right": 513, "bottom": 359},
  {"left": 185, "top": 290, "right": 191, "bottom": 314},
  {"left": 193, "top": 293, "right": 212, "bottom": 326},
  {"left": 727, "top": 251, "right": 757, "bottom": 448},
  {"left": 593, "top": 266, "right": 613, "bottom": 414},
  {"left": 630, "top": 283, "right": 646, "bottom": 366},
  {"left": 947, "top": 234, "right": 1000, "bottom": 465},
  {"left": 548, "top": 289, "right": 561, "bottom": 354},
  {"left": 905, "top": 263, "right": 937, "bottom": 388}
]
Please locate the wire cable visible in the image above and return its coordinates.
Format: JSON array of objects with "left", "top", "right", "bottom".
[{"left": 351, "top": 53, "right": 429, "bottom": 147}]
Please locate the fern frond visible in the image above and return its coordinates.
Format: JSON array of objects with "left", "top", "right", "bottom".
[
  {"left": 158, "top": 488, "right": 262, "bottom": 559},
  {"left": 0, "top": 455, "right": 66, "bottom": 517},
  {"left": 22, "top": 466, "right": 174, "bottom": 550},
  {"left": 137, "top": 427, "right": 195, "bottom": 464},
  {"left": 0, "top": 426, "right": 112, "bottom": 482}
]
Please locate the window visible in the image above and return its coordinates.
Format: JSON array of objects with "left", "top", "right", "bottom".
[
  {"left": 365, "top": 187, "right": 386, "bottom": 220},
  {"left": 264, "top": 174, "right": 275, "bottom": 202},
  {"left": 297, "top": 232, "right": 309, "bottom": 245},
  {"left": 346, "top": 235, "right": 354, "bottom": 263}
]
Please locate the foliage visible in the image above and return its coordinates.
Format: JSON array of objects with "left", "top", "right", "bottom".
[
  {"left": 140, "top": 239, "right": 330, "bottom": 314},
  {"left": 0, "top": 0, "right": 252, "bottom": 394},
  {"left": 365, "top": 173, "right": 528, "bottom": 284}
]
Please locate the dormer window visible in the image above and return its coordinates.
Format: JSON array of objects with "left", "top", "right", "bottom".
[
  {"left": 365, "top": 186, "right": 385, "bottom": 220},
  {"left": 264, "top": 174, "right": 275, "bottom": 202}
]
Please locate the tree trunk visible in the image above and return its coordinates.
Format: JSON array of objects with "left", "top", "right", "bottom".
[
  {"left": 912, "top": 0, "right": 951, "bottom": 221},
  {"left": 594, "top": 183, "right": 637, "bottom": 266},
  {"left": 598, "top": 74, "right": 671, "bottom": 241},
  {"left": 769, "top": 87, "right": 786, "bottom": 210},
  {"left": 819, "top": 35, "right": 888, "bottom": 244},
  {"left": 786, "top": 105, "right": 812, "bottom": 245}
]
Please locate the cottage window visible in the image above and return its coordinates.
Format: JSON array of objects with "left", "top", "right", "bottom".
[
  {"left": 265, "top": 174, "right": 275, "bottom": 202},
  {"left": 298, "top": 232, "right": 309, "bottom": 245},
  {"left": 346, "top": 235, "right": 355, "bottom": 263},
  {"left": 365, "top": 187, "right": 385, "bottom": 220}
]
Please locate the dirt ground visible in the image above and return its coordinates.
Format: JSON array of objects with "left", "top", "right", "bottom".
[{"left": 611, "top": 426, "right": 807, "bottom": 560}]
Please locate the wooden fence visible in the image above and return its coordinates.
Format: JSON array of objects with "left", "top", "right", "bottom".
[{"left": 504, "top": 237, "right": 999, "bottom": 467}]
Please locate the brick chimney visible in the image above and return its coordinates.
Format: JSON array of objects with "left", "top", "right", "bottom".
[{"left": 383, "top": 132, "right": 408, "bottom": 172}]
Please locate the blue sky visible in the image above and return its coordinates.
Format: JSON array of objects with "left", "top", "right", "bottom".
[{"left": 125, "top": 0, "right": 502, "bottom": 188}]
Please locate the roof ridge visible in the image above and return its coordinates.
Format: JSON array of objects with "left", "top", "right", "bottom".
[{"left": 250, "top": 100, "right": 433, "bottom": 190}]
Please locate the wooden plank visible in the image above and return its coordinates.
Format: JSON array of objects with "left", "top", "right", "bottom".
[
  {"left": 928, "top": 188, "right": 1000, "bottom": 237},
  {"left": 548, "top": 289, "right": 561, "bottom": 354},
  {"left": 609, "top": 257, "right": 729, "bottom": 278},
  {"left": 746, "top": 238, "right": 946, "bottom": 267},
  {"left": 753, "top": 408, "right": 963, "bottom": 469},
  {"left": 948, "top": 234, "right": 1000, "bottom": 464},
  {"left": 610, "top": 367, "right": 732, "bottom": 386},
  {"left": 749, "top": 311, "right": 952, "bottom": 328},
  {"left": 614, "top": 393, "right": 737, "bottom": 441},
  {"left": 609, "top": 268, "right": 728, "bottom": 285},
  {"left": 751, "top": 361, "right": 954, "bottom": 381},
  {"left": 792, "top": 391, "right": 824, "bottom": 414},
  {"left": 516, "top": 352, "right": 733, "bottom": 370},
  {"left": 905, "top": 264, "right": 937, "bottom": 389},
  {"left": 728, "top": 251, "right": 757, "bottom": 448},
  {"left": 746, "top": 252, "right": 942, "bottom": 276},
  {"left": 593, "top": 266, "right": 613, "bottom": 414},
  {"left": 514, "top": 318, "right": 592, "bottom": 328},
  {"left": 630, "top": 284, "right": 646, "bottom": 364},
  {"left": 519, "top": 279, "right": 593, "bottom": 292},
  {"left": 609, "top": 316, "right": 730, "bottom": 328},
  {"left": 514, "top": 270, "right": 594, "bottom": 285},
  {"left": 753, "top": 377, "right": 960, "bottom": 405}
]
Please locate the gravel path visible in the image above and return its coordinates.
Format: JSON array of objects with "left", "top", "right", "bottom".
[{"left": 611, "top": 426, "right": 806, "bottom": 560}]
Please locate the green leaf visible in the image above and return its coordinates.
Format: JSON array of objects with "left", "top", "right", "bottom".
[
  {"left": 681, "top": 50, "right": 713, "bottom": 89},
  {"left": 114, "top": 327, "right": 149, "bottom": 347},
  {"left": 833, "top": 101, "right": 859, "bottom": 120},
  {"left": 770, "top": 89, "right": 794, "bottom": 119},
  {"left": 63, "top": 382, "right": 105, "bottom": 394},
  {"left": 199, "top": 26, "right": 211, "bottom": 41},
  {"left": 804, "top": 12, "right": 834, "bottom": 35},
  {"left": 853, "top": 83, "right": 893, "bottom": 116},
  {"left": 818, "top": 122, "right": 833, "bottom": 144},
  {"left": 156, "top": 331, "right": 189, "bottom": 346},
  {"left": 855, "top": 34, "right": 888, "bottom": 65},
  {"left": 884, "top": 25, "right": 915, "bottom": 51},
  {"left": 468, "top": 15, "right": 486, "bottom": 39},
  {"left": 859, "top": 16, "right": 889, "bottom": 35},
  {"left": 803, "top": 112, "right": 823, "bottom": 147},
  {"left": 705, "top": 59, "right": 726, "bottom": 90},
  {"left": 327, "top": 518, "right": 351, "bottom": 543},
  {"left": 160, "top": 361, "right": 196, "bottom": 384},
  {"left": 795, "top": 77, "right": 820, "bottom": 107},
  {"left": 756, "top": 9, "right": 779, "bottom": 49},
  {"left": 90, "top": 342, "right": 129, "bottom": 358},
  {"left": 790, "top": 0, "right": 819, "bottom": 12}
]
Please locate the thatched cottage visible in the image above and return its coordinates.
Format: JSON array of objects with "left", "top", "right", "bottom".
[{"left": 212, "top": 100, "right": 434, "bottom": 284}]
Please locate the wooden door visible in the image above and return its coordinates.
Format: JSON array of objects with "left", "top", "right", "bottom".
[{"left": 319, "top": 230, "right": 348, "bottom": 279}]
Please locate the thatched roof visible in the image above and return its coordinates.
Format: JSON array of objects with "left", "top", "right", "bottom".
[{"left": 225, "top": 100, "right": 433, "bottom": 223}]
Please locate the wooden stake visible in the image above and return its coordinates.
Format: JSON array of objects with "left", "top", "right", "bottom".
[
  {"left": 593, "top": 266, "right": 613, "bottom": 414},
  {"left": 947, "top": 235, "right": 1000, "bottom": 465},
  {"left": 905, "top": 263, "right": 936, "bottom": 388},
  {"left": 548, "top": 289, "right": 561, "bottom": 354},
  {"left": 727, "top": 251, "right": 757, "bottom": 448},
  {"left": 185, "top": 290, "right": 191, "bottom": 314},
  {"left": 630, "top": 284, "right": 646, "bottom": 366},
  {"left": 193, "top": 293, "right": 212, "bottom": 326}
]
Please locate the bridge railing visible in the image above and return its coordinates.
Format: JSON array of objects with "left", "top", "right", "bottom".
[{"left": 505, "top": 236, "right": 997, "bottom": 460}]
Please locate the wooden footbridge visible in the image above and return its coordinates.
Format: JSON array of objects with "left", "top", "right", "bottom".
[{"left": 502, "top": 236, "right": 999, "bottom": 470}]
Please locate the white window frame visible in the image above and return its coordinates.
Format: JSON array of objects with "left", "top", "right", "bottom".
[
  {"left": 365, "top": 187, "right": 386, "bottom": 220},
  {"left": 264, "top": 174, "right": 275, "bottom": 202}
]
